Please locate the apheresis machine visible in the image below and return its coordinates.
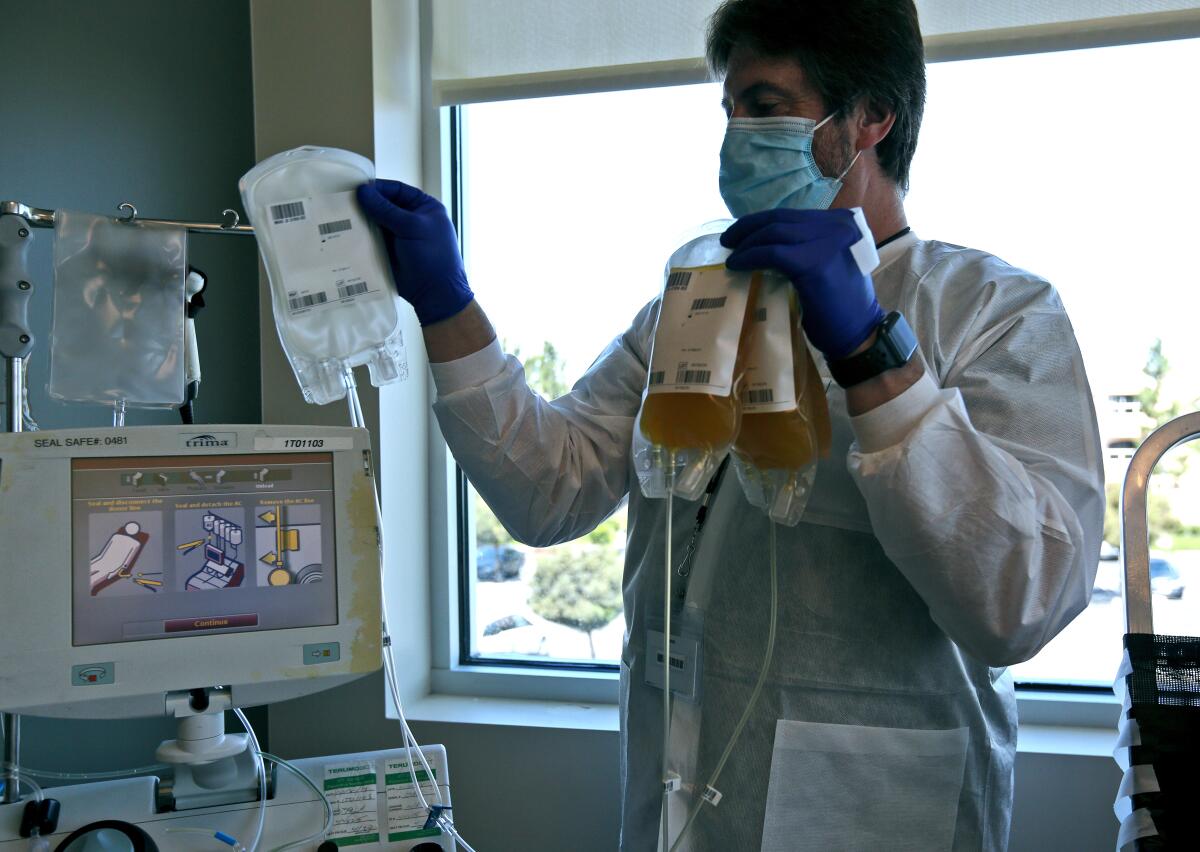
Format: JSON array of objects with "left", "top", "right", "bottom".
[{"left": 0, "top": 148, "right": 463, "bottom": 851}]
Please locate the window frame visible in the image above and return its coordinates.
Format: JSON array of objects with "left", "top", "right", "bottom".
[
  {"left": 426, "top": 74, "right": 1126, "bottom": 719},
  {"left": 454, "top": 464, "right": 621, "bottom": 677}
]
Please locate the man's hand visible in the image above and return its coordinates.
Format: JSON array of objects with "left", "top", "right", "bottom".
[
  {"left": 721, "top": 208, "right": 884, "bottom": 360},
  {"left": 356, "top": 178, "right": 474, "bottom": 326}
]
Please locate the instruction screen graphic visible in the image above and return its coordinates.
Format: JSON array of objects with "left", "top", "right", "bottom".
[
  {"left": 256, "top": 503, "right": 324, "bottom": 587},
  {"left": 72, "top": 453, "right": 337, "bottom": 646},
  {"left": 178, "top": 509, "right": 247, "bottom": 591},
  {"left": 89, "top": 513, "right": 163, "bottom": 596}
]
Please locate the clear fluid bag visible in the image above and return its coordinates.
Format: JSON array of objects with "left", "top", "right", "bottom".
[
  {"left": 731, "top": 275, "right": 832, "bottom": 525},
  {"left": 634, "top": 225, "right": 758, "bottom": 500},
  {"left": 240, "top": 146, "right": 408, "bottom": 405},
  {"left": 48, "top": 210, "right": 187, "bottom": 408}
]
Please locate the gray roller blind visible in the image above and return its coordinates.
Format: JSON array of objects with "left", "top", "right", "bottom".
[{"left": 431, "top": 0, "right": 1200, "bottom": 104}]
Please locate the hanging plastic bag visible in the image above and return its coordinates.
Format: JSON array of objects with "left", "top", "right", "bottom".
[
  {"left": 240, "top": 145, "right": 408, "bottom": 406},
  {"left": 731, "top": 274, "right": 831, "bottom": 525},
  {"left": 634, "top": 226, "right": 759, "bottom": 500},
  {"left": 48, "top": 210, "right": 187, "bottom": 408}
]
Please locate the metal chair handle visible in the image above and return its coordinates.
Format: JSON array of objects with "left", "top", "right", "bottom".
[{"left": 1122, "top": 411, "right": 1200, "bottom": 634}]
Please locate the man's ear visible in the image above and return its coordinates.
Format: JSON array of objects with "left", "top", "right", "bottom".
[{"left": 853, "top": 97, "right": 896, "bottom": 152}]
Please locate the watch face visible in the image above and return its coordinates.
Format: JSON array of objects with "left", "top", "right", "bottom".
[
  {"left": 830, "top": 311, "right": 916, "bottom": 388},
  {"left": 888, "top": 312, "right": 919, "bottom": 362}
]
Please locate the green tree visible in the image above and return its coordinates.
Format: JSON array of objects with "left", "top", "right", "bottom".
[
  {"left": 586, "top": 511, "right": 627, "bottom": 547},
  {"left": 530, "top": 546, "right": 622, "bottom": 658},
  {"left": 508, "top": 339, "right": 569, "bottom": 400},
  {"left": 1126, "top": 339, "right": 1196, "bottom": 541},
  {"left": 1102, "top": 482, "right": 1184, "bottom": 550},
  {"left": 1138, "top": 339, "right": 1182, "bottom": 431},
  {"left": 475, "top": 497, "right": 512, "bottom": 559}
]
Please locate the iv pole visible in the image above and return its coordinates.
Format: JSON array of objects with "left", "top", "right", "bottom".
[
  {"left": 0, "top": 200, "right": 254, "bottom": 804},
  {"left": 1, "top": 356, "right": 21, "bottom": 804},
  {"left": 0, "top": 205, "right": 33, "bottom": 804}
]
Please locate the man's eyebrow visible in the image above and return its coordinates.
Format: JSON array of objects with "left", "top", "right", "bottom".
[{"left": 723, "top": 80, "right": 797, "bottom": 110}]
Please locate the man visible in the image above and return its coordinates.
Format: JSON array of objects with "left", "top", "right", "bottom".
[{"left": 357, "top": 1, "right": 1104, "bottom": 848}]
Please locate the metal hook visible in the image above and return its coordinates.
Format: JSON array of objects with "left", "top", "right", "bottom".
[
  {"left": 220, "top": 209, "right": 241, "bottom": 230},
  {"left": 117, "top": 202, "right": 138, "bottom": 223}
]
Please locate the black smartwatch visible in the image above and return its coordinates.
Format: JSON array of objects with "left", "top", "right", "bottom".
[{"left": 828, "top": 311, "right": 918, "bottom": 388}]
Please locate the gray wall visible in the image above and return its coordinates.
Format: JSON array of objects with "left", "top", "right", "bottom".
[
  {"left": 0, "top": 0, "right": 262, "bottom": 767},
  {"left": 0, "top": 0, "right": 260, "bottom": 430},
  {"left": 1012, "top": 752, "right": 1120, "bottom": 850}
]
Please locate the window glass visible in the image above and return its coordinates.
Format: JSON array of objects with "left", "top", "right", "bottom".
[
  {"left": 461, "top": 85, "right": 728, "bottom": 664},
  {"left": 458, "top": 38, "right": 1200, "bottom": 681},
  {"left": 905, "top": 38, "right": 1200, "bottom": 686}
]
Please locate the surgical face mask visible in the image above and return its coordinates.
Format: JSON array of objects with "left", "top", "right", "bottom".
[{"left": 719, "top": 113, "right": 858, "bottom": 218}]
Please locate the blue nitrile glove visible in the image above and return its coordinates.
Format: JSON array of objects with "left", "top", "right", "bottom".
[
  {"left": 721, "top": 208, "right": 885, "bottom": 360},
  {"left": 356, "top": 178, "right": 474, "bottom": 326}
]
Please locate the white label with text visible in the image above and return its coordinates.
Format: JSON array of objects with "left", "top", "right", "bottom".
[
  {"left": 254, "top": 437, "right": 354, "bottom": 451},
  {"left": 266, "top": 190, "right": 385, "bottom": 316},
  {"left": 740, "top": 276, "right": 797, "bottom": 414},
  {"left": 646, "top": 264, "right": 752, "bottom": 397}
]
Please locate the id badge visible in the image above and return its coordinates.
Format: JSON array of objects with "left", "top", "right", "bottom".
[{"left": 644, "top": 606, "right": 704, "bottom": 702}]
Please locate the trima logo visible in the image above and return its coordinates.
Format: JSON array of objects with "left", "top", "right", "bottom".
[{"left": 184, "top": 433, "right": 234, "bottom": 448}]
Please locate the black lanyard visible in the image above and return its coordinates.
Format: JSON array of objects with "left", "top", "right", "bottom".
[
  {"left": 876, "top": 227, "right": 911, "bottom": 251},
  {"left": 672, "top": 455, "right": 730, "bottom": 601}
]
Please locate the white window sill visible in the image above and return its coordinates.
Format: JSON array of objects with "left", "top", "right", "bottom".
[
  {"left": 406, "top": 670, "right": 1120, "bottom": 754},
  {"left": 406, "top": 693, "right": 619, "bottom": 732},
  {"left": 1014, "top": 689, "right": 1119, "bottom": 757},
  {"left": 430, "top": 663, "right": 620, "bottom": 705},
  {"left": 1017, "top": 724, "right": 1114, "bottom": 758}
]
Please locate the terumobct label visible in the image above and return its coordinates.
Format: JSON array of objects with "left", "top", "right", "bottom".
[
  {"left": 646, "top": 264, "right": 752, "bottom": 397},
  {"left": 266, "top": 190, "right": 386, "bottom": 316},
  {"left": 741, "top": 276, "right": 797, "bottom": 414},
  {"left": 386, "top": 759, "right": 443, "bottom": 842},
  {"left": 323, "top": 760, "right": 381, "bottom": 845}
]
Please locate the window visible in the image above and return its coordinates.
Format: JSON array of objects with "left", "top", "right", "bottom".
[
  {"left": 903, "top": 37, "right": 1200, "bottom": 687},
  {"left": 456, "top": 85, "right": 729, "bottom": 668},
  {"left": 453, "top": 38, "right": 1200, "bottom": 686}
]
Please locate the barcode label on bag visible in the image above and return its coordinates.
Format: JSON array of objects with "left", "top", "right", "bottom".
[
  {"left": 741, "top": 276, "right": 797, "bottom": 414},
  {"left": 337, "top": 280, "right": 370, "bottom": 299},
  {"left": 287, "top": 291, "right": 329, "bottom": 311},
  {"left": 665, "top": 271, "right": 691, "bottom": 292},
  {"left": 647, "top": 260, "right": 751, "bottom": 397},
  {"left": 269, "top": 190, "right": 394, "bottom": 318},
  {"left": 271, "top": 201, "right": 306, "bottom": 224},
  {"left": 674, "top": 366, "right": 712, "bottom": 385}
]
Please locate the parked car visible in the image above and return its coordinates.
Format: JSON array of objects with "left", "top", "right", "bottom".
[
  {"left": 1150, "top": 557, "right": 1185, "bottom": 600},
  {"left": 1091, "top": 559, "right": 1121, "bottom": 601},
  {"left": 1091, "top": 556, "right": 1184, "bottom": 601},
  {"left": 483, "top": 614, "right": 531, "bottom": 636},
  {"left": 476, "top": 545, "right": 525, "bottom": 581}
]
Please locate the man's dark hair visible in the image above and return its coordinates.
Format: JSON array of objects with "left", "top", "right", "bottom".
[{"left": 706, "top": 0, "right": 926, "bottom": 191}]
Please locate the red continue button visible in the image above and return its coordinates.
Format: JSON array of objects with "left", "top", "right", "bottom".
[{"left": 165, "top": 613, "right": 258, "bottom": 633}]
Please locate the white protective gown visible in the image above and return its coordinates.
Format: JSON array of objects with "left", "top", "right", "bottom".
[{"left": 431, "top": 232, "right": 1105, "bottom": 851}]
